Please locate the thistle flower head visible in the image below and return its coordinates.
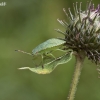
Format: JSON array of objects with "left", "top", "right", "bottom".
[{"left": 57, "top": 1, "right": 100, "bottom": 65}]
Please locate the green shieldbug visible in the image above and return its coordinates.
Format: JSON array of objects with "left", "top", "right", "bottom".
[
  {"left": 32, "top": 38, "right": 66, "bottom": 54},
  {"left": 16, "top": 38, "right": 66, "bottom": 64},
  {"left": 18, "top": 51, "right": 73, "bottom": 74}
]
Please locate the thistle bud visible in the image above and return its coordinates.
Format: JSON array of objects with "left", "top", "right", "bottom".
[{"left": 57, "top": 1, "right": 100, "bottom": 66}]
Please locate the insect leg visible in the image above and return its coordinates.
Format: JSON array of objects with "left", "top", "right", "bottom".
[
  {"left": 54, "top": 49, "right": 71, "bottom": 53},
  {"left": 41, "top": 54, "right": 44, "bottom": 68},
  {"left": 45, "top": 52, "right": 56, "bottom": 59},
  {"left": 32, "top": 56, "right": 39, "bottom": 66}
]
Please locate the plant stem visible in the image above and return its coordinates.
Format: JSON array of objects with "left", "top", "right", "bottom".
[{"left": 67, "top": 52, "right": 85, "bottom": 100}]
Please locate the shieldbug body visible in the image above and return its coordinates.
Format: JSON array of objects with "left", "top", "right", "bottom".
[{"left": 16, "top": 38, "right": 66, "bottom": 64}]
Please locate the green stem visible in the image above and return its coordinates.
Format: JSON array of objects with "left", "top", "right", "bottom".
[{"left": 67, "top": 52, "right": 85, "bottom": 100}]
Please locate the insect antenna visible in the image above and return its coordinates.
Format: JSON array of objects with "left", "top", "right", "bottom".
[
  {"left": 18, "top": 67, "right": 30, "bottom": 70},
  {"left": 15, "top": 50, "right": 32, "bottom": 56}
]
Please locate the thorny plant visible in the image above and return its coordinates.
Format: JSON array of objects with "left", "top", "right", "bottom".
[{"left": 16, "top": 1, "right": 100, "bottom": 100}]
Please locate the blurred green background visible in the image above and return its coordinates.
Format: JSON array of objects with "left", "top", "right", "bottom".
[{"left": 1, "top": 0, "right": 100, "bottom": 100}]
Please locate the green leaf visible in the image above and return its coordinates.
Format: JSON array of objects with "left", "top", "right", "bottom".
[{"left": 18, "top": 51, "right": 73, "bottom": 74}]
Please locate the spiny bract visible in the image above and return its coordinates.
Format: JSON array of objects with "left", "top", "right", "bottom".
[{"left": 57, "top": 1, "right": 100, "bottom": 65}]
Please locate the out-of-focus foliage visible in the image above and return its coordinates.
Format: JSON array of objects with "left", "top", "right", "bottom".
[{"left": 0, "top": 0, "right": 100, "bottom": 100}]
